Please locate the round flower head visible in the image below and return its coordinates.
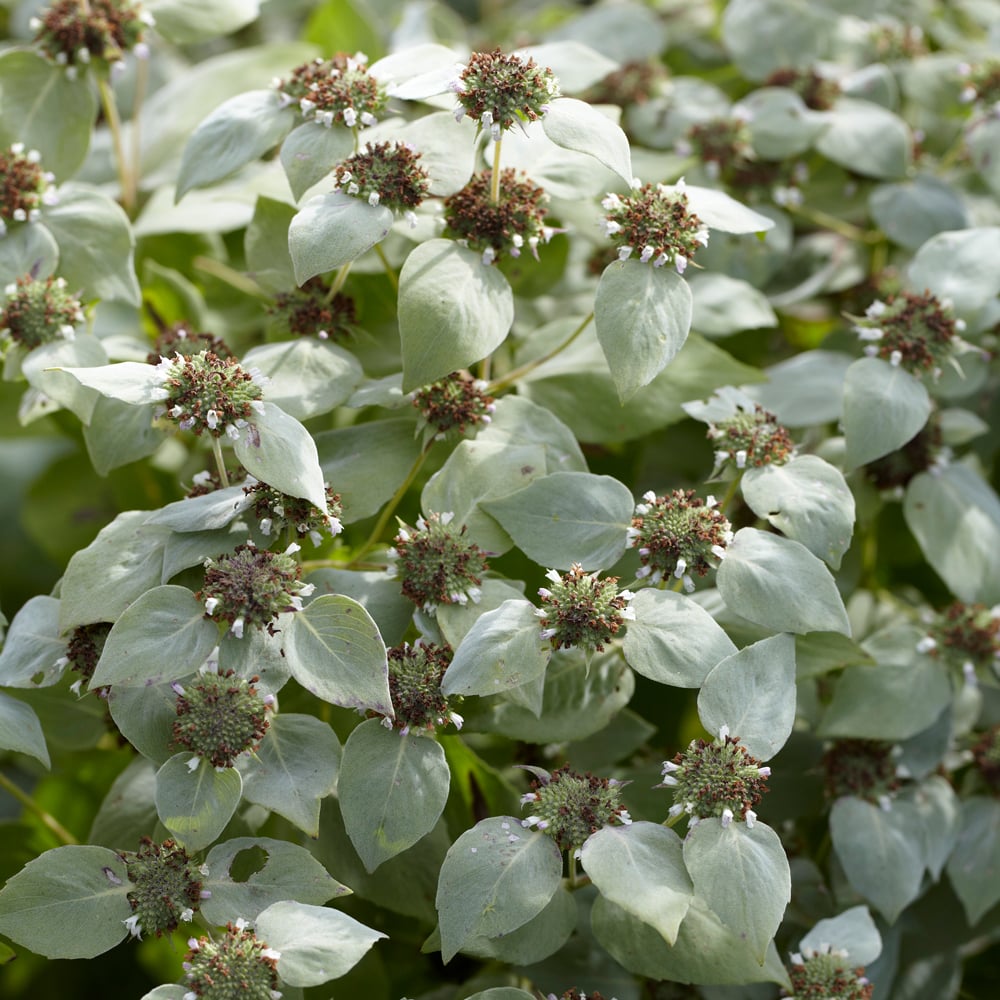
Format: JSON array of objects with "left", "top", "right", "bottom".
[
  {"left": 536, "top": 564, "right": 635, "bottom": 654},
  {"left": 59, "top": 621, "right": 112, "bottom": 696},
  {"left": 971, "top": 725, "right": 1000, "bottom": 794},
  {"left": 386, "top": 642, "right": 463, "bottom": 734},
  {"left": 707, "top": 401, "right": 794, "bottom": 475},
  {"left": 443, "top": 168, "right": 550, "bottom": 264},
  {"left": 31, "top": 0, "right": 152, "bottom": 77},
  {"left": 451, "top": 49, "right": 560, "bottom": 140},
  {"left": 146, "top": 322, "right": 233, "bottom": 366},
  {"left": 959, "top": 58, "right": 1000, "bottom": 108},
  {"left": 332, "top": 141, "right": 429, "bottom": 218},
  {"left": 387, "top": 512, "right": 487, "bottom": 613},
  {"left": 821, "top": 739, "right": 900, "bottom": 809},
  {"left": 601, "top": 179, "right": 709, "bottom": 273},
  {"left": 119, "top": 838, "right": 207, "bottom": 940},
  {"left": 155, "top": 350, "right": 266, "bottom": 439},
  {"left": 198, "top": 542, "right": 315, "bottom": 639},
  {"left": 182, "top": 919, "right": 282, "bottom": 1000},
  {"left": 1, "top": 275, "right": 84, "bottom": 350},
  {"left": 918, "top": 601, "right": 1000, "bottom": 686},
  {"left": 628, "top": 489, "right": 733, "bottom": 589},
  {"left": 520, "top": 765, "right": 631, "bottom": 854},
  {"left": 764, "top": 67, "right": 841, "bottom": 110},
  {"left": 660, "top": 726, "right": 770, "bottom": 829},
  {"left": 783, "top": 944, "right": 872, "bottom": 1000},
  {"left": 268, "top": 281, "right": 356, "bottom": 342},
  {"left": 678, "top": 117, "right": 756, "bottom": 184},
  {"left": 587, "top": 59, "right": 669, "bottom": 108},
  {"left": 851, "top": 290, "right": 968, "bottom": 378},
  {"left": 172, "top": 669, "right": 271, "bottom": 769},
  {"left": 276, "top": 52, "right": 386, "bottom": 129},
  {"left": 413, "top": 371, "right": 496, "bottom": 440},
  {"left": 0, "top": 144, "right": 57, "bottom": 235},
  {"left": 243, "top": 480, "right": 343, "bottom": 547}
]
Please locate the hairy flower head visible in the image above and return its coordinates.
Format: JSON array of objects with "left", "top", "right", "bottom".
[
  {"left": 386, "top": 642, "right": 462, "bottom": 734},
  {"left": 821, "top": 739, "right": 900, "bottom": 809},
  {"left": 536, "top": 564, "right": 635, "bottom": 654},
  {"left": 783, "top": 943, "right": 873, "bottom": 1000},
  {"left": 413, "top": 372, "right": 495, "bottom": 440},
  {"left": 119, "top": 838, "right": 207, "bottom": 940},
  {"left": 276, "top": 53, "right": 386, "bottom": 129},
  {"left": 0, "top": 144, "right": 57, "bottom": 234},
  {"left": 333, "top": 141, "right": 429, "bottom": 219},
  {"left": 1, "top": 275, "right": 84, "bottom": 350},
  {"left": 182, "top": 919, "right": 282, "bottom": 1000},
  {"left": 268, "top": 281, "right": 356, "bottom": 343},
  {"left": 243, "top": 479, "right": 343, "bottom": 547}
]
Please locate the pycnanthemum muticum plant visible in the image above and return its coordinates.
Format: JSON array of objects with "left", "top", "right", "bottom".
[
  {"left": 332, "top": 141, "right": 429, "bottom": 219},
  {"left": 146, "top": 322, "right": 233, "bottom": 365},
  {"left": 413, "top": 372, "right": 496, "bottom": 440},
  {"left": 276, "top": 53, "right": 387, "bottom": 128},
  {"left": 242, "top": 479, "right": 343, "bottom": 546},
  {"left": 708, "top": 402, "right": 795, "bottom": 473},
  {"left": 0, "top": 144, "right": 57, "bottom": 234},
  {"left": 119, "top": 838, "right": 207, "bottom": 940},
  {"left": 268, "top": 282, "right": 356, "bottom": 342},
  {"left": 783, "top": 944, "right": 873, "bottom": 1000},
  {"left": 31, "top": 0, "right": 152, "bottom": 76},
  {"left": 385, "top": 642, "right": 462, "bottom": 734},
  {"left": 536, "top": 563, "right": 635, "bottom": 653},
  {"left": 182, "top": 920, "right": 282, "bottom": 1000},
  {"left": 0, "top": 275, "right": 84, "bottom": 350},
  {"left": 821, "top": 739, "right": 901, "bottom": 808},
  {"left": 919, "top": 601, "right": 1000, "bottom": 685}
]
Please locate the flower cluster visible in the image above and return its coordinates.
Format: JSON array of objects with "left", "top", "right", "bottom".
[
  {"left": 627, "top": 489, "right": 732, "bottom": 590},
  {"left": 587, "top": 59, "right": 668, "bottom": 107},
  {"left": 58, "top": 621, "right": 112, "bottom": 696},
  {"left": 451, "top": 49, "right": 559, "bottom": 140},
  {"left": 172, "top": 669, "right": 271, "bottom": 769},
  {"left": 707, "top": 402, "right": 794, "bottom": 473},
  {"left": 677, "top": 117, "right": 756, "bottom": 183},
  {"left": 536, "top": 564, "right": 635, "bottom": 654},
  {"left": 385, "top": 642, "right": 462, "bottom": 734},
  {"left": 182, "top": 919, "right": 282, "bottom": 1000},
  {"left": 146, "top": 323, "right": 233, "bottom": 366},
  {"left": 821, "top": 739, "right": 900, "bottom": 809},
  {"left": 918, "top": 601, "right": 1000, "bottom": 686},
  {"left": 387, "top": 512, "right": 487, "bottom": 613},
  {"left": 521, "top": 765, "right": 631, "bottom": 855},
  {"left": 268, "top": 282, "right": 356, "bottom": 342},
  {"left": 276, "top": 53, "right": 386, "bottom": 129},
  {"left": 119, "top": 838, "right": 208, "bottom": 940},
  {"left": 971, "top": 725, "right": 1000, "bottom": 794},
  {"left": 243, "top": 479, "right": 343, "bottom": 546},
  {"left": 602, "top": 180, "right": 709, "bottom": 273},
  {"left": 764, "top": 67, "right": 841, "bottom": 110},
  {"left": 1, "top": 275, "right": 85, "bottom": 351},
  {"left": 443, "top": 168, "right": 551, "bottom": 264},
  {"left": 199, "top": 542, "right": 315, "bottom": 639},
  {"left": 31, "top": 0, "right": 152, "bottom": 77},
  {"left": 783, "top": 944, "right": 873, "bottom": 1000},
  {"left": 0, "top": 144, "right": 57, "bottom": 235},
  {"left": 332, "top": 141, "right": 429, "bottom": 219},
  {"left": 154, "top": 350, "right": 266, "bottom": 439},
  {"left": 413, "top": 372, "right": 495, "bottom": 440},
  {"left": 959, "top": 59, "right": 1000, "bottom": 109},
  {"left": 851, "top": 291, "right": 967, "bottom": 377},
  {"left": 660, "top": 726, "right": 770, "bottom": 828}
]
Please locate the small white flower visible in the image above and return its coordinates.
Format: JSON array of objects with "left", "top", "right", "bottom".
[
  {"left": 187, "top": 756, "right": 200, "bottom": 772},
  {"left": 231, "top": 616, "right": 245, "bottom": 639},
  {"left": 745, "top": 809, "right": 757, "bottom": 829},
  {"left": 721, "top": 807, "right": 734, "bottom": 827},
  {"left": 916, "top": 635, "right": 937, "bottom": 654},
  {"left": 343, "top": 107, "right": 358, "bottom": 127}
]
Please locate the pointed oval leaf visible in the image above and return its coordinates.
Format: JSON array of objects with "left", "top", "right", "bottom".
[
  {"left": 155, "top": 753, "right": 243, "bottom": 852},
  {"left": 280, "top": 122, "right": 356, "bottom": 201},
  {"left": 594, "top": 261, "right": 693, "bottom": 403},
  {"left": 542, "top": 97, "right": 632, "bottom": 184},
  {"left": 58, "top": 361, "right": 167, "bottom": 406},
  {"left": 288, "top": 192, "right": 394, "bottom": 284},
  {"left": 0, "top": 595, "right": 66, "bottom": 688},
  {"left": 284, "top": 594, "right": 391, "bottom": 715},
  {"left": 0, "top": 216, "right": 59, "bottom": 287},
  {"left": 946, "top": 796, "right": 1000, "bottom": 926},
  {"left": 0, "top": 690, "right": 50, "bottom": 767},
  {"left": 145, "top": 0, "right": 262, "bottom": 43},
  {"left": 800, "top": 905, "right": 881, "bottom": 967},
  {"left": 869, "top": 177, "right": 969, "bottom": 252},
  {"left": 339, "top": 719, "right": 451, "bottom": 872},
  {"left": 683, "top": 184, "right": 777, "bottom": 234},
  {"left": 435, "top": 816, "right": 563, "bottom": 962},
  {"left": 399, "top": 239, "right": 514, "bottom": 391},
  {"left": 908, "top": 227, "right": 1000, "bottom": 315},
  {"left": 717, "top": 528, "right": 850, "bottom": 636},
  {"left": 815, "top": 99, "right": 911, "bottom": 179}
]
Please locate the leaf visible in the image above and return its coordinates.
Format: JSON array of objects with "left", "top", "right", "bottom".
[
  {"left": 339, "top": 719, "right": 451, "bottom": 872},
  {"left": 741, "top": 455, "right": 855, "bottom": 568},
  {"left": 83, "top": 399, "right": 167, "bottom": 475},
  {"left": 868, "top": 177, "right": 969, "bottom": 252},
  {"left": 0, "top": 51, "right": 96, "bottom": 180},
  {"left": 697, "top": 634, "right": 796, "bottom": 761},
  {"left": 398, "top": 240, "right": 515, "bottom": 391},
  {"left": 815, "top": 99, "right": 911, "bottom": 179},
  {"left": 144, "top": 0, "right": 262, "bottom": 43},
  {"left": 736, "top": 86, "right": 829, "bottom": 158},
  {"left": 234, "top": 401, "right": 329, "bottom": 512},
  {"left": 280, "top": 121, "right": 356, "bottom": 201},
  {"left": 90, "top": 586, "right": 218, "bottom": 689},
  {"left": 240, "top": 713, "right": 340, "bottom": 837},
  {"left": 0, "top": 595, "right": 66, "bottom": 688},
  {"left": 201, "top": 837, "right": 346, "bottom": 925},
  {"left": 288, "top": 192, "right": 394, "bottom": 284},
  {"left": 177, "top": 90, "right": 296, "bottom": 199},
  {"left": 581, "top": 822, "right": 693, "bottom": 945},
  {"left": 683, "top": 184, "right": 777, "bottom": 234},
  {"left": 244, "top": 196, "right": 297, "bottom": 292},
  {"left": 56, "top": 361, "right": 167, "bottom": 407},
  {"left": 688, "top": 272, "right": 777, "bottom": 337},
  {"left": 154, "top": 753, "right": 243, "bottom": 852},
  {"left": 0, "top": 691, "right": 50, "bottom": 767},
  {"left": 843, "top": 358, "right": 931, "bottom": 469},
  {"left": 481, "top": 471, "right": 633, "bottom": 571},
  {"left": 0, "top": 846, "right": 130, "bottom": 959},
  {"left": 106, "top": 683, "right": 177, "bottom": 765},
  {"left": 542, "top": 97, "right": 633, "bottom": 185},
  {"left": 743, "top": 350, "right": 854, "bottom": 427},
  {"left": 88, "top": 757, "right": 159, "bottom": 850},
  {"left": 0, "top": 216, "right": 59, "bottom": 287},
  {"left": 283, "top": 595, "right": 391, "bottom": 715},
  {"left": 800, "top": 905, "right": 882, "bottom": 966},
  {"left": 907, "top": 226, "right": 1000, "bottom": 314},
  {"left": 442, "top": 600, "right": 551, "bottom": 699},
  {"left": 721, "top": 0, "right": 832, "bottom": 81},
  {"left": 145, "top": 485, "right": 249, "bottom": 533},
  {"left": 968, "top": 116, "right": 1000, "bottom": 199},
  {"left": 255, "top": 901, "right": 386, "bottom": 987},
  {"left": 717, "top": 528, "right": 850, "bottom": 636},
  {"left": 946, "top": 796, "right": 1000, "bottom": 926},
  {"left": 622, "top": 588, "right": 737, "bottom": 688},
  {"left": 435, "top": 816, "right": 563, "bottom": 962},
  {"left": 683, "top": 819, "right": 791, "bottom": 962},
  {"left": 594, "top": 261, "right": 693, "bottom": 402}
]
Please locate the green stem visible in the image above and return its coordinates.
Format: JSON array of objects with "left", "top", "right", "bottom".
[
  {"left": 326, "top": 262, "right": 352, "bottom": 302},
  {"left": 373, "top": 243, "right": 398, "bottom": 291},
  {"left": 98, "top": 75, "right": 136, "bottom": 217},
  {"left": 301, "top": 558, "right": 385, "bottom": 573},
  {"left": 568, "top": 851, "right": 578, "bottom": 888},
  {"left": 0, "top": 771, "right": 78, "bottom": 846},
  {"left": 789, "top": 204, "right": 881, "bottom": 244},
  {"left": 716, "top": 472, "right": 743, "bottom": 514},
  {"left": 489, "top": 311, "right": 594, "bottom": 393},
  {"left": 489, "top": 136, "right": 503, "bottom": 204},
  {"left": 211, "top": 438, "right": 230, "bottom": 488},
  {"left": 129, "top": 52, "right": 150, "bottom": 202},
  {"left": 192, "top": 256, "right": 270, "bottom": 300}
]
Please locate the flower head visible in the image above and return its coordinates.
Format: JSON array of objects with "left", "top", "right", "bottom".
[
  {"left": 413, "top": 372, "right": 496, "bottom": 440},
  {"left": 628, "top": 489, "right": 733, "bottom": 589},
  {"left": 452, "top": 49, "right": 559, "bottom": 140},
  {"left": 971, "top": 725, "right": 1000, "bottom": 794},
  {"left": 536, "top": 563, "right": 634, "bottom": 654},
  {"left": 521, "top": 765, "right": 631, "bottom": 854},
  {"left": 958, "top": 58, "right": 1000, "bottom": 108},
  {"left": 61, "top": 621, "right": 113, "bottom": 696},
  {"left": 182, "top": 920, "right": 281, "bottom": 1000},
  {"left": 119, "top": 838, "right": 206, "bottom": 939},
  {"left": 601, "top": 180, "right": 709, "bottom": 273},
  {"left": 1, "top": 275, "right": 84, "bottom": 350},
  {"left": 268, "top": 281, "right": 356, "bottom": 343},
  {"left": 276, "top": 53, "right": 386, "bottom": 129},
  {"left": 387, "top": 512, "right": 487, "bottom": 614},
  {"left": 146, "top": 322, "right": 233, "bottom": 366},
  {"left": 706, "top": 401, "right": 794, "bottom": 475},
  {"left": 198, "top": 542, "right": 314, "bottom": 638},
  {"left": 0, "top": 144, "right": 57, "bottom": 234},
  {"left": 680, "top": 118, "right": 755, "bottom": 183},
  {"left": 783, "top": 943, "right": 873, "bottom": 1000},
  {"left": 443, "top": 168, "right": 550, "bottom": 264},
  {"left": 243, "top": 480, "right": 343, "bottom": 547},
  {"left": 659, "top": 727, "right": 770, "bottom": 829},
  {"left": 386, "top": 642, "right": 462, "bottom": 734},
  {"left": 332, "top": 141, "right": 429, "bottom": 213},
  {"left": 587, "top": 59, "right": 668, "bottom": 107},
  {"left": 919, "top": 601, "right": 1000, "bottom": 686},
  {"left": 764, "top": 67, "right": 841, "bottom": 110},
  {"left": 821, "top": 739, "right": 900, "bottom": 809},
  {"left": 172, "top": 669, "right": 270, "bottom": 769}
]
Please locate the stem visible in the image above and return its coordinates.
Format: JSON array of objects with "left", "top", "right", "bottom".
[
  {"left": 192, "top": 257, "right": 270, "bottom": 300},
  {"left": 211, "top": 438, "right": 230, "bottom": 488},
  {"left": 129, "top": 54, "right": 150, "bottom": 201},
  {"left": 789, "top": 204, "right": 881, "bottom": 244},
  {"left": 489, "top": 312, "right": 594, "bottom": 393},
  {"left": 489, "top": 136, "right": 503, "bottom": 204},
  {"left": 373, "top": 243, "right": 398, "bottom": 291},
  {"left": 98, "top": 75, "right": 136, "bottom": 216},
  {"left": 326, "top": 262, "right": 352, "bottom": 301},
  {"left": 0, "top": 771, "right": 78, "bottom": 846},
  {"left": 716, "top": 472, "right": 743, "bottom": 514},
  {"left": 568, "top": 852, "right": 578, "bottom": 888}
]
